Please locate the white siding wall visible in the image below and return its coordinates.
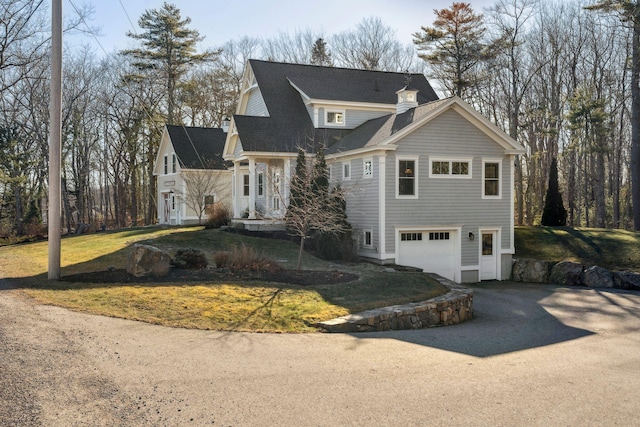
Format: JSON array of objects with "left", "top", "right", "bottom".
[
  {"left": 339, "top": 157, "right": 380, "bottom": 255},
  {"left": 383, "top": 109, "right": 513, "bottom": 268},
  {"left": 245, "top": 88, "right": 268, "bottom": 116}
]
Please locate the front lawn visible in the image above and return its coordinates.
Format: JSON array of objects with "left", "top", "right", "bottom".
[
  {"left": 515, "top": 226, "right": 640, "bottom": 272},
  {"left": 0, "top": 227, "right": 447, "bottom": 332}
]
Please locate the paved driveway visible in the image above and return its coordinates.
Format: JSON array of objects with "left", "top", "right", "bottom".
[{"left": 1, "top": 281, "right": 638, "bottom": 426}]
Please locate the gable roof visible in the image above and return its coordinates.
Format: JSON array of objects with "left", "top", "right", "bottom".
[
  {"left": 326, "top": 97, "right": 525, "bottom": 156},
  {"left": 166, "top": 125, "right": 229, "bottom": 170},
  {"left": 233, "top": 60, "right": 439, "bottom": 154}
]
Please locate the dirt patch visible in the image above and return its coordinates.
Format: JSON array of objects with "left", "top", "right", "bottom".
[{"left": 61, "top": 268, "right": 359, "bottom": 287}]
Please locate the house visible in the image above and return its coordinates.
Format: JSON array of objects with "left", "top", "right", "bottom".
[
  {"left": 154, "top": 124, "right": 232, "bottom": 225},
  {"left": 222, "top": 59, "right": 525, "bottom": 283}
]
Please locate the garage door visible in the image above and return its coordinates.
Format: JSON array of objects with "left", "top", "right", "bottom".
[{"left": 397, "top": 230, "right": 457, "bottom": 281}]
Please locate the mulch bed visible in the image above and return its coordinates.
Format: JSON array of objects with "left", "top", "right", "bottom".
[{"left": 61, "top": 268, "right": 359, "bottom": 287}]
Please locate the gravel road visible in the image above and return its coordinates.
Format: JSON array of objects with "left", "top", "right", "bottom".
[{"left": 1, "top": 280, "right": 639, "bottom": 426}]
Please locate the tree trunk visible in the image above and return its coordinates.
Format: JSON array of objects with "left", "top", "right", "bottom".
[
  {"left": 632, "top": 16, "right": 640, "bottom": 230},
  {"left": 296, "top": 236, "right": 306, "bottom": 271}
]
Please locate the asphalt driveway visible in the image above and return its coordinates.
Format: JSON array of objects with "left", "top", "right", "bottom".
[{"left": 1, "top": 281, "right": 638, "bottom": 426}]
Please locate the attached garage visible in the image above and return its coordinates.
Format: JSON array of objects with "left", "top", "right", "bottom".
[{"left": 396, "top": 228, "right": 460, "bottom": 282}]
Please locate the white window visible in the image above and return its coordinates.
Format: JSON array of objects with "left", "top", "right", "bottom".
[
  {"left": 326, "top": 110, "right": 345, "bottom": 126},
  {"left": 400, "top": 232, "right": 422, "bottom": 241},
  {"left": 483, "top": 160, "right": 502, "bottom": 199},
  {"left": 204, "top": 194, "right": 215, "bottom": 209},
  {"left": 171, "top": 153, "right": 177, "bottom": 174},
  {"left": 343, "top": 162, "right": 351, "bottom": 180},
  {"left": 243, "top": 174, "right": 250, "bottom": 196},
  {"left": 163, "top": 155, "right": 168, "bottom": 175},
  {"left": 363, "top": 229, "right": 373, "bottom": 248},
  {"left": 363, "top": 159, "right": 373, "bottom": 178},
  {"left": 257, "top": 173, "right": 264, "bottom": 196},
  {"left": 429, "top": 158, "right": 471, "bottom": 178},
  {"left": 397, "top": 157, "right": 418, "bottom": 198}
]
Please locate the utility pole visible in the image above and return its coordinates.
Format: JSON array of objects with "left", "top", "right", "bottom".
[{"left": 48, "top": 0, "right": 62, "bottom": 280}]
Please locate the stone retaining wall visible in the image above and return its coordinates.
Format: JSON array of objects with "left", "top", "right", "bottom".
[{"left": 316, "top": 274, "right": 473, "bottom": 333}]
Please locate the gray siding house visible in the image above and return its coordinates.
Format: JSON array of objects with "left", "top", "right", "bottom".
[{"left": 222, "top": 60, "right": 525, "bottom": 283}]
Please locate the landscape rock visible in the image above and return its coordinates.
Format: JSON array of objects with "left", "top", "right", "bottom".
[
  {"left": 549, "top": 261, "right": 584, "bottom": 286},
  {"left": 613, "top": 271, "right": 640, "bottom": 291},
  {"left": 126, "top": 244, "right": 171, "bottom": 278},
  {"left": 581, "top": 266, "right": 614, "bottom": 289},
  {"left": 511, "top": 258, "right": 553, "bottom": 283}
]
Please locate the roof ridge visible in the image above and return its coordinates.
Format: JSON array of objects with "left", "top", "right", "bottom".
[{"left": 249, "top": 58, "right": 427, "bottom": 77}]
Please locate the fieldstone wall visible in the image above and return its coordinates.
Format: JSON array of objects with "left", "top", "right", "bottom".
[
  {"left": 512, "top": 258, "right": 640, "bottom": 291},
  {"left": 316, "top": 274, "right": 473, "bottom": 333}
]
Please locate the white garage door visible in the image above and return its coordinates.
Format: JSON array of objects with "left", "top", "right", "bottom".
[{"left": 397, "top": 230, "right": 457, "bottom": 281}]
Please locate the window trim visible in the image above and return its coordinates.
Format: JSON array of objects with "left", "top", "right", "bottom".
[
  {"left": 429, "top": 157, "right": 472, "bottom": 179},
  {"left": 363, "top": 158, "right": 373, "bottom": 178},
  {"left": 396, "top": 156, "right": 419, "bottom": 199},
  {"left": 482, "top": 159, "right": 502, "bottom": 199},
  {"left": 342, "top": 162, "right": 351, "bottom": 181},
  {"left": 325, "top": 109, "right": 345, "bottom": 127}
]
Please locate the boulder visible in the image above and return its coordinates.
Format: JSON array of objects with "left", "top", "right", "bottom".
[
  {"left": 511, "top": 258, "right": 553, "bottom": 283},
  {"left": 549, "top": 261, "right": 584, "bottom": 286},
  {"left": 613, "top": 271, "right": 640, "bottom": 291},
  {"left": 581, "top": 266, "right": 614, "bottom": 289},
  {"left": 126, "top": 244, "right": 171, "bottom": 278}
]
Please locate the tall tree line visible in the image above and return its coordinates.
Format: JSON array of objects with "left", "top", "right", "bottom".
[{"left": 0, "top": 0, "right": 637, "bottom": 237}]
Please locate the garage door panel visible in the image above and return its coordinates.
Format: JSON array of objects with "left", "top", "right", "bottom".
[{"left": 397, "top": 230, "right": 457, "bottom": 281}]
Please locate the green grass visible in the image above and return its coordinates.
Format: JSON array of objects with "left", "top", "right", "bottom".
[
  {"left": 0, "top": 226, "right": 447, "bottom": 333},
  {"left": 515, "top": 226, "right": 640, "bottom": 272}
]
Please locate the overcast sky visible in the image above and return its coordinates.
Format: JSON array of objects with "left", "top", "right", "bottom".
[{"left": 65, "top": 0, "right": 497, "bottom": 56}]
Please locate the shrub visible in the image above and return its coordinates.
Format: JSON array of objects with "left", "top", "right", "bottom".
[
  {"left": 205, "top": 202, "right": 231, "bottom": 229},
  {"left": 172, "top": 248, "right": 208, "bottom": 269},
  {"left": 213, "top": 251, "right": 230, "bottom": 268},
  {"left": 227, "top": 244, "right": 282, "bottom": 272}
]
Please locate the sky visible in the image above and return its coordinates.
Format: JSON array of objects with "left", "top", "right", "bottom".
[{"left": 64, "top": 0, "right": 497, "bottom": 56}]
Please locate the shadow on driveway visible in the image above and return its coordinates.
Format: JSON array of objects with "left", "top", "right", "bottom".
[{"left": 349, "top": 282, "right": 596, "bottom": 358}]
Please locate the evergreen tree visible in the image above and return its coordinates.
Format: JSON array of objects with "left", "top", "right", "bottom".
[
  {"left": 541, "top": 158, "right": 567, "bottom": 226},
  {"left": 310, "top": 38, "right": 333, "bottom": 66},
  {"left": 413, "top": 2, "right": 497, "bottom": 98},
  {"left": 121, "top": 2, "right": 217, "bottom": 124}
]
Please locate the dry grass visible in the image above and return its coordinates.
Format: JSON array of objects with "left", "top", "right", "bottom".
[{"left": 2, "top": 226, "right": 448, "bottom": 333}]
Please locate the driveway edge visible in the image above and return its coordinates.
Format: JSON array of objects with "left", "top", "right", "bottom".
[{"left": 316, "top": 274, "right": 473, "bottom": 333}]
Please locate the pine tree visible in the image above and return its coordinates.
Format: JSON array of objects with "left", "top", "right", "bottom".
[
  {"left": 413, "top": 2, "right": 497, "bottom": 98},
  {"left": 541, "top": 158, "right": 567, "bottom": 226},
  {"left": 310, "top": 38, "right": 333, "bottom": 66},
  {"left": 121, "top": 2, "right": 217, "bottom": 124}
]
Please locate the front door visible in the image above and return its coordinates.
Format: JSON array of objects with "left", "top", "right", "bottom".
[{"left": 480, "top": 232, "right": 497, "bottom": 280}]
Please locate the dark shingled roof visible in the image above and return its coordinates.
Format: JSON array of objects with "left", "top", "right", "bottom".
[
  {"left": 234, "top": 60, "right": 439, "bottom": 154},
  {"left": 166, "top": 125, "right": 228, "bottom": 169},
  {"left": 325, "top": 98, "right": 451, "bottom": 155}
]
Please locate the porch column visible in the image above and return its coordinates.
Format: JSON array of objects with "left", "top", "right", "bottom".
[
  {"left": 284, "top": 158, "right": 291, "bottom": 208},
  {"left": 233, "top": 161, "right": 239, "bottom": 218},
  {"left": 248, "top": 158, "right": 256, "bottom": 219}
]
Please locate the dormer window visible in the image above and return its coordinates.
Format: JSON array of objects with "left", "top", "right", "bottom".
[{"left": 326, "top": 110, "right": 345, "bottom": 126}]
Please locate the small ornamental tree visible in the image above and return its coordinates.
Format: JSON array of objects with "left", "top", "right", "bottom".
[
  {"left": 541, "top": 158, "right": 567, "bottom": 226},
  {"left": 285, "top": 148, "right": 351, "bottom": 270}
]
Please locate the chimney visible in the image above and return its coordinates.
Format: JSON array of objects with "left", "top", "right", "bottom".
[
  {"left": 396, "top": 86, "right": 419, "bottom": 115},
  {"left": 221, "top": 117, "right": 230, "bottom": 133}
]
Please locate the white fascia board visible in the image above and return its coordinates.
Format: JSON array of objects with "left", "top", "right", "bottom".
[
  {"left": 221, "top": 116, "right": 238, "bottom": 159},
  {"left": 325, "top": 145, "right": 396, "bottom": 161},
  {"left": 153, "top": 126, "right": 171, "bottom": 176}
]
